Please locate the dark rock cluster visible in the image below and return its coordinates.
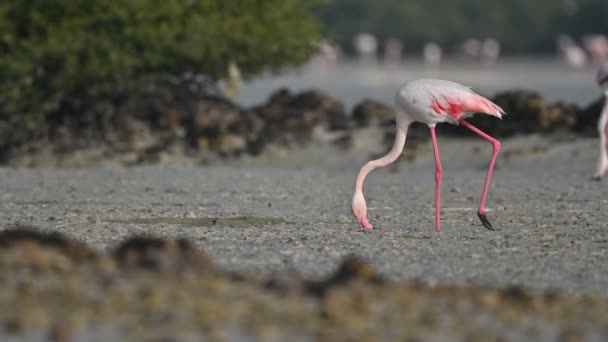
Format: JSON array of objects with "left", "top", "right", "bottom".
[
  {"left": 0, "top": 86, "right": 604, "bottom": 165},
  {"left": 572, "top": 96, "right": 606, "bottom": 136},
  {"left": 439, "top": 90, "right": 582, "bottom": 137}
]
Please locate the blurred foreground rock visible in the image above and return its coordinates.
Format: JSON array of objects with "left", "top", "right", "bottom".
[
  {"left": 0, "top": 225, "right": 606, "bottom": 340},
  {"left": 0, "top": 86, "right": 603, "bottom": 166}
]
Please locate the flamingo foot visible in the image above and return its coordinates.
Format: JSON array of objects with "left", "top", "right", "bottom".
[
  {"left": 592, "top": 175, "right": 602, "bottom": 181},
  {"left": 357, "top": 217, "right": 374, "bottom": 230},
  {"left": 477, "top": 212, "right": 495, "bottom": 230}
]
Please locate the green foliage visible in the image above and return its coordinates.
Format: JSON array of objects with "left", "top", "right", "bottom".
[
  {"left": 0, "top": 0, "right": 322, "bottom": 125},
  {"left": 317, "top": 0, "right": 608, "bottom": 54}
]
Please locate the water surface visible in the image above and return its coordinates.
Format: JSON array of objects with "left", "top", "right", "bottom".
[{"left": 237, "top": 57, "right": 602, "bottom": 109}]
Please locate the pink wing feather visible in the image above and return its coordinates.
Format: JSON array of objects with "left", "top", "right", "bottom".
[{"left": 404, "top": 79, "right": 505, "bottom": 121}]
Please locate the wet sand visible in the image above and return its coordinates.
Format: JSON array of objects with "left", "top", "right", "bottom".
[{"left": 1, "top": 133, "right": 606, "bottom": 296}]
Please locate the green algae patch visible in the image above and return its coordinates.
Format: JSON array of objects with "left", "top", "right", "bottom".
[{"left": 107, "top": 216, "right": 290, "bottom": 227}]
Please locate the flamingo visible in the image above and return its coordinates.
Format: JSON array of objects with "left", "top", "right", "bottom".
[
  {"left": 592, "top": 63, "right": 608, "bottom": 180},
  {"left": 352, "top": 79, "right": 505, "bottom": 231}
]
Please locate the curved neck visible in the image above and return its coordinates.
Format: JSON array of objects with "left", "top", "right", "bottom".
[{"left": 355, "top": 118, "right": 412, "bottom": 194}]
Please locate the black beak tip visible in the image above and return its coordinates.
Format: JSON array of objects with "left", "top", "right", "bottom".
[{"left": 477, "top": 212, "right": 495, "bottom": 230}]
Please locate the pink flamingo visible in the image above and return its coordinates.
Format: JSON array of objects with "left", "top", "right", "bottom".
[
  {"left": 592, "top": 63, "right": 608, "bottom": 180},
  {"left": 352, "top": 79, "right": 505, "bottom": 231}
]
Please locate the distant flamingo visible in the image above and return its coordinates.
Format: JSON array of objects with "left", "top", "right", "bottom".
[
  {"left": 352, "top": 79, "right": 505, "bottom": 231},
  {"left": 592, "top": 63, "right": 608, "bottom": 180}
]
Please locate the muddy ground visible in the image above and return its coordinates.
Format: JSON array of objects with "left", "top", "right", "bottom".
[{"left": 1, "top": 132, "right": 607, "bottom": 340}]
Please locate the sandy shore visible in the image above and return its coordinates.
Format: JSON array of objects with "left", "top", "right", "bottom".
[{"left": 1, "top": 133, "right": 606, "bottom": 297}]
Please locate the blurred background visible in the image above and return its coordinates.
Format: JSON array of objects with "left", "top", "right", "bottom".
[
  {"left": 3, "top": 2, "right": 608, "bottom": 339},
  {"left": 240, "top": 0, "right": 608, "bottom": 108},
  {"left": 0, "top": 0, "right": 607, "bottom": 165}
]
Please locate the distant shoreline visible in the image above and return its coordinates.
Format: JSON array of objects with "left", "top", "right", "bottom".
[{"left": 237, "top": 58, "right": 601, "bottom": 109}]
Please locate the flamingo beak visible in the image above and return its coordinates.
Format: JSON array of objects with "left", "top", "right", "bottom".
[
  {"left": 477, "top": 212, "right": 495, "bottom": 230},
  {"left": 356, "top": 216, "right": 374, "bottom": 230}
]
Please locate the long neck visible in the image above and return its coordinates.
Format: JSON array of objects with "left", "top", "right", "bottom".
[{"left": 355, "top": 118, "right": 412, "bottom": 194}]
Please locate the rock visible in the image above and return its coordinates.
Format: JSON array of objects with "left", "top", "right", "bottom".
[
  {"left": 190, "top": 96, "right": 239, "bottom": 138},
  {"left": 0, "top": 226, "right": 97, "bottom": 272},
  {"left": 258, "top": 88, "right": 293, "bottom": 117},
  {"left": 491, "top": 91, "right": 577, "bottom": 134},
  {"left": 187, "top": 95, "right": 264, "bottom": 156},
  {"left": 331, "top": 134, "right": 353, "bottom": 150},
  {"left": 0, "top": 227, "right": 97, "bottom": 260},
  {"left": 352, "top": 99, "right": 395, "bottom": 127},
  {"left": 307, "top": 256, "right": 384, "bottom": 297},
  {"left": 440, "top": 90, "right": 578, "bottom": 137},
  {"left": 1, "top": 82, "right": 601, "bottom": 166},
  {"left": 215, "top": 134, "right": 247, "bottom": 156},
  {"left": 542, "top": 102, "right": 578, "bottom": 131},
  {"left": 253, "top": 88, "right": 350, "bottom": 147},
  {"left": 571, "top": 96, "right": 605, "bottom": 136},
  {"left": 112, "top": 236, "right": 214, "bottom": 273},
  {"left": 326, "top": 256, "right": 384, "bottom": 285},
  {"left": 287, "top": 90, "right": 350, "bottom": 131},
  {"left": 0, "top": 228, "right": 608, "bottom": 339}
]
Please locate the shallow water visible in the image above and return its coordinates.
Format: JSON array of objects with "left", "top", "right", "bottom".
[{"left": 236, "top": 57, "right": 603, "bottom": 109}]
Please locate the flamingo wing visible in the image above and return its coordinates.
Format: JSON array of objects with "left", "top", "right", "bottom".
[{"left": 405, "top": 79, "right": 505, "bottom": 121}]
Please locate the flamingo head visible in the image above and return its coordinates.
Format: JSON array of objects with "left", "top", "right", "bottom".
[{"left": 352, "top": 191, "right": 373, "bottom": 230}]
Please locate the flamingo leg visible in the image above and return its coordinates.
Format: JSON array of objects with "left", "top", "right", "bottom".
[
  {"left": 429, "top": 126, "right": 442, "bottom": 232},
  {"left": 593, "top": 103, "right": 608, "bottom": 180},
  {"left": 593, "top": 130, "right": 608, "bottom": 181},
  {"left": 458, "top": 119, "right": 500, "bottom": 230}
]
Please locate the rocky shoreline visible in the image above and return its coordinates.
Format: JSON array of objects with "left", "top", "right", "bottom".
[{"left": 0, "top": 86, "right": 604, "bottom": 167}]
